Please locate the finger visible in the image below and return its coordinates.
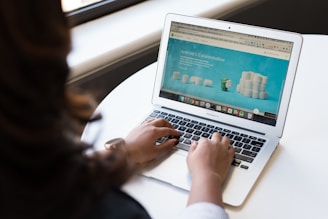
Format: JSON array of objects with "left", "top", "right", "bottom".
[
  {"left": 221, "top": 136, "right": 230, "bottom": 145},
  {"left": 210, "top": 132, "right": 222, "bottom": 144},
  {"left": 189, "top": 141, "right": 198, "bottom": 153},
  {"left": 155, "top": 127, "right": 180, "bottom": 138},
  {"left": 150, "top": 118, "right": 173, "bottom": 128},
  {"left": 228, "top": 146, "right": 235, "bottom": 162},
  {"left": 155, "top": 138, "right": 178, "bottom": 152},
  {"left": 198, "top": 137, "right": 209, "bottom": 144}
]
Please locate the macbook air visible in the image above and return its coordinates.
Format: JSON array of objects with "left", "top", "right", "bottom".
[{"left": 139, "top": 13, "right": 303, "bottom": 206}]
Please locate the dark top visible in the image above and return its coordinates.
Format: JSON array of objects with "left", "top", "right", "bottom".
[{"left": 82, "top": 188, "right": 151, "bottom": 219}]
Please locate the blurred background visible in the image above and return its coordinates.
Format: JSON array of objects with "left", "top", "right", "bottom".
[{"left": 67, "top": 0, "right": 328, "bottom": 103}]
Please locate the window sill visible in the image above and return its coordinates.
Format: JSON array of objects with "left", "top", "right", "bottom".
[{"left": 67, "top": 0, "right": 258, "bottom": 82}]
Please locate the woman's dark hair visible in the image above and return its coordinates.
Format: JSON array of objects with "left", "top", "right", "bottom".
[{"left": 0, "top": 1, "right": 133, "bottom": 218}]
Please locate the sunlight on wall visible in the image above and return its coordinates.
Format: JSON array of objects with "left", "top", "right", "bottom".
[{"left": 61, "top": 0, "right": 102, "bottom": 12}]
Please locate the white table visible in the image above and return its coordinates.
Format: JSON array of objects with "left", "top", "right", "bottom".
[{"left": 82, "top": 35, "right": 328, "bottom": 219}]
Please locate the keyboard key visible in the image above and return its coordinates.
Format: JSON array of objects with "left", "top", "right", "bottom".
[
  {"left": 183, "top": 139, "right": 192, "bottom": 145},
  {"left": 194, "top": 130, "right": 202, "bottom": 136},
  {"left": 234, "top": 136, "right": 242, "bottom": 141},
  {"left": 226, "top": 134, "right": 234, "bottom": 139},
  {"left": 201, "top": 127, "right": 210, "bottom": 132},
  {"left": 178, "top": 126, "right": 186, "bottom": 131},
  {"left": 201, "top": 133, "right": 210, "bottom": 138},
  {"left": 242, "top": 150, "right": 258, "bottom": 158},
  {"left": 149, "top": 112, "right": 159, "bottom": 117},
  {"left": 165, "top": 117, "right": 172, "bottom": 122},
  {"left": 232, "top": 160, "right": 241, "bottom": 167},
  {"left": 234, "top": 147, "right": 242, "bottom": 153},
  {"left": 184, "top": 133, "right": 192, "bottom": 139},
  {"left": 235, "top": 154, "right": 254, "bottom": 163},
  {"left": 252, "top": 147, "right": 261, "bottom": 152},
  {"left": 194, "top": 125, "right": 202, "bottom": 130},
  {"left": 258, "top": 138, "right": 266, "bottom": 142},
  {"left": 192, "top": 136, "right": 200, "bottom": 141},
  {"left": 209, "top": 129, "right": 216, "bottom": 134},
  {"left": 251, "top": 140, "right": 264, "bottom": 147},
  {"left": 240, "top": 165, "right": 249, "bottom": 169},
  {"left": 243, "top": 144, "right": 251, "bottom": 150},
  {"left": 242, "top": 138, "right": 251, "bottom": 143},
  {"left": 179, "top": 121, "right": 187, "bottom": 126},
  {"left": 234, "top": 142, "right": 243, "bottom": 147}
]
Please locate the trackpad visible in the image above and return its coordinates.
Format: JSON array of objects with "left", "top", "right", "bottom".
[{"left": 140, "top": 151, "right": 192, "bottom": 190}]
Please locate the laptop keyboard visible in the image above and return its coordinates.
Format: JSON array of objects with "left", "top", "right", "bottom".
[{"left": 146, "top": 110, "right": 266, "bottom": 170}]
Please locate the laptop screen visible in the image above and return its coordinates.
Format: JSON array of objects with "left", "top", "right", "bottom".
[{"left": 159, "top": 21, "right": 293, "bottom": 126}]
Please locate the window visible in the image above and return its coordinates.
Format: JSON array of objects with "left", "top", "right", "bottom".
[{"left": 62, "top": 0, "right": 145, "bottom": 26}]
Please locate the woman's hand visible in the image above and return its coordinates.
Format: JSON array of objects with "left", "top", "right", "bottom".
[
  {"left": 124, "top": 118, "right": 180, "bottom": 164},
  {"left": 186, "top": 132, "right": 235, "bottom": 207},
  {"left": 187, "top": 132, "right": 235, "bottom": 183}
]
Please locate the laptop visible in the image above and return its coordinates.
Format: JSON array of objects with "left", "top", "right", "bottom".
[{"left": 139, "top": 13, "right": 303, "bottom": 207}]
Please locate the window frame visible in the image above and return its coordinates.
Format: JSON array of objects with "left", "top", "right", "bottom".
[{"left": 65, "top": 0, "right": 145, "bottom": 26}]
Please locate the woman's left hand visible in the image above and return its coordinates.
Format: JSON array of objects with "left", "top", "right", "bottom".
[{"left": 124, "top": 118, "right": 180, "bottom": 164}]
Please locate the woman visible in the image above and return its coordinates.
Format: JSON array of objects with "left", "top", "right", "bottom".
[{"left": 0, "top": 1, "right": 235, "bottom": 218}]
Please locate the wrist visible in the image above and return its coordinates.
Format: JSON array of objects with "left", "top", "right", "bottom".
[
  {"left": 193, "top": 170, "right": 223, "bottom": 186},
  {"left": 188, "top": 171, "right": 225, "bottom": 207}
]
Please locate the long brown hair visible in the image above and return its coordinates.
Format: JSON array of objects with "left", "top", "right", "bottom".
[{"left": 0, "top": 1, "right": 133, "bottom": 218}]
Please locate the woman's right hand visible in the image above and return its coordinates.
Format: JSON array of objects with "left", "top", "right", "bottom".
[{"left": 186, "top": 132, "right": 235, "bottom": 207}]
